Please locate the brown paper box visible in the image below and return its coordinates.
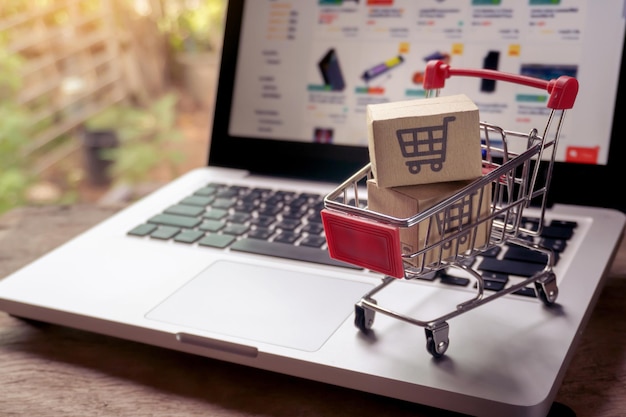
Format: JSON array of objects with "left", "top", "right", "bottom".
[
  {"left": 367, "top": 94, "right": 482, "bottom": 188},
  {"left": 367, "top": 178, "right": 492, "bottom": 267}
]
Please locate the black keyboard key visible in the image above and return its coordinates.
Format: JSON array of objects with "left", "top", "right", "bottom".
[
  {"left": 263, "top": 195, "right": 285, "bottom": 206},
  {"left": 226, "top": 185, "right": 250, "bottom": 193},
  {"left": 504, "top": 245, "right": 558, "bottom": 264},
  {"left": 540, "top": 225, "right": 574, "bottom": 240},
  {"left": 248, "top": 227, "right": 274, "bottom": 240},
  {"left": 312, "top": 200, "right": 325, "bottom": 212},
  {"left": 482, "top": 279, "right": 506, "bottom": 291},
  {"left": 307, "top": 212, "right": 323, "bottom": 223},
  {"left": 250, "top": 215, "right": 275, "bottom": 227},
  {"left": 274, "top": 190, "right": 296, "bottom": 200},
  {"left": 240, "top": 193, "right": 261, "bottom": 205},
  {"left": 149, "top": 214, "right": 201, "bottom": 228},
  {"left": 302, "top": 222, "right": 324, "bottom": 234},
  {"left": 439, "top": 273, "right": 470, "bottom": 287},
  {"left": 282, "top": 206, "right": 307, "bottom": 219},
  {"left": 234, "top": 201, "right": 257, "bottom": 213},
  {"left": 275, "top": 218, "right": 300, "bottom": 231},
  {"left": 230, "top": 239, "right": 360, "bottom": 269},
  {"left": 258, "top": 205, "right": 282, "bottom": 216},
  {"left": 416, "top": 271, "right": 438, "bottom": 281},
  {"left": 481, "top": 271, "right": 508, "bottom": 283},
  {"left": 513, "top": 287, "right": 537, "bottom": 298},
  {"left": 549, "top": 219, "right": 577, "bottom": 229},
  {"left": 250, "top": 187, "right": 272, "bottom": 198},
  {"left": 299, "top": 235, "right": 326, "bottom": 248},
  {"left": 477, "top": 257, "right": 545, "bottom": 277},
  {"left": 287, "top": 196, "right": 308, "bottom": 209},
  {"left": 274, "top": 231, "right": 298, "bottom": 244}
]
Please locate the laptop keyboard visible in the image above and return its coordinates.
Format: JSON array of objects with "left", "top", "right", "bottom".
[
  {"left": 127, "top": 182, "right": 577, "bottom": 299},
  {"left": 128, "top": 183, "right": 355, "bottom": 269}
]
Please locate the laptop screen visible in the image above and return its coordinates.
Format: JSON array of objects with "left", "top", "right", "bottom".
[{"left": 210, "top": 0, "right": 626, "bottom": 212}]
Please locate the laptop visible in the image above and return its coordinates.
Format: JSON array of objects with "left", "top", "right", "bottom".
[{"left": 1, "top": 1, "right": 625, "bottom": 416}]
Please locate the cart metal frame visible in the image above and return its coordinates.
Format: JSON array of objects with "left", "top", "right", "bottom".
[{"left": 321, "top": 60, "right": 579, "bottom": 358}]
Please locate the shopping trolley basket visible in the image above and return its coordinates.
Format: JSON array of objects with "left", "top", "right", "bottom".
[{"left": 321, "top": 60, "right": 578, "bottom": 358}]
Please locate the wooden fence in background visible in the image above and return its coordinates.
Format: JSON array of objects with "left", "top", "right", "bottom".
[{"left": 1, "top": 0, "right": 170, "bottom": 174}]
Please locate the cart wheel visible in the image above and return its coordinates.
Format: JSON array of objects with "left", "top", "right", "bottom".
[
  {"left": 406, "top": 161, "right": 421, "bottom": 174},
  {"left": 535, "top": 272, "right": 558, "bottom": 306},
  {"left": 425, "top": 323, "right": 449, "bottom": 358},
  {"left": 426, "top": 337, "right": 445, "bottom": 359},
  {"left": 354, "top": 299, "right": 376, "bottom": 333}
]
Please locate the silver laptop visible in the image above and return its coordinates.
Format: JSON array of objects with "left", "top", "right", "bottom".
[{"left": 1, "top": 1, "right": 625, "bottom": 416}]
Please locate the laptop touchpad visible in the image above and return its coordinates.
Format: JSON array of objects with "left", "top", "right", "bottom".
[{"left": 146, "top": 260, "right": 374, "bottom": 352}]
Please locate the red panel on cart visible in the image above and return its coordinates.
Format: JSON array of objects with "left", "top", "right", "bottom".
[{"left": 321, "top": 209, "right": 404, "bottom": 278}]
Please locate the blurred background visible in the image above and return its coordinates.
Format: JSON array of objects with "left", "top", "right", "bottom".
[{"left": 0, "top": 0, "right": 226, "bottom": 215}]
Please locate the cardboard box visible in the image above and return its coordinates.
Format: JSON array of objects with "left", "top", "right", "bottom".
[
  {"left": 367, "top": 178, "right": 492, "bottom": 267},
  {"left": 367, "top": 94, "right": 482, "bottom": 188}
]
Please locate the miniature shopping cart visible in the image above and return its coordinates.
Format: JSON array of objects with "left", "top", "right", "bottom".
[{"left": 321, "top": 60, "right": 579, "bottom": 358}]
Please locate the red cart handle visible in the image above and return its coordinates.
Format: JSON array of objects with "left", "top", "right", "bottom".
[{"left": 423, "top": 60, "right": 578, "bottom": 110}]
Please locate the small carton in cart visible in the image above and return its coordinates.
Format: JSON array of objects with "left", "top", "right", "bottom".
[
  {"left": 367, "top": 94, "right": 482, "bottom": 188},
  {"left": 367, "top": 178, "right": 492, "bottom": 267}
]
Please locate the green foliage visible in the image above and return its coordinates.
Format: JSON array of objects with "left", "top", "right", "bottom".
[
  {"left": 0, "top": 48, "right": 37, "bottom": 214},
  {"left": 160, "top": 0, "right": 225, "bottom": 53},
  {"left": 85, "top": 92, "right": 185, "bottom": 185}
]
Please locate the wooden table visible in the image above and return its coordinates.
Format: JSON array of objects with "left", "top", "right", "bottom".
[{"left": 1, "top": 204, "right": 625, "bottom": 416}]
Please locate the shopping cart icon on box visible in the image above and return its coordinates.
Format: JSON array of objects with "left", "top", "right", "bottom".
[
  {"left": 396, "top": 115, "right": 456, "bottom": 174},
  {"left": 435, "top": 190, "right": 476, "bottom": 250}
]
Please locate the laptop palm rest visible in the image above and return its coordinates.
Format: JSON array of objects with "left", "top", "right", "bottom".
[{"left": 146, "top": 260, "right": 374, "bottom": 352}]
